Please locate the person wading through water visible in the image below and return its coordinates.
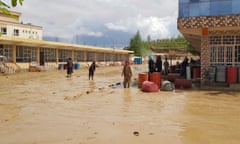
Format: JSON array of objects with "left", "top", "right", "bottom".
[
  {"left": 121, "top": 61, "right": 132, "bottom": 88},
  {"left": 89, "top": 61, "right": 96, "bottom": 80},
  {"left": 66, "top": 57, "right": 73, "bottom": 77}
]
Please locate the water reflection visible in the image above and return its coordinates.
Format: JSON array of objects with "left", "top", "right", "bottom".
[{"left": 89, "top": 80, "right": 96, "bottom": 92}]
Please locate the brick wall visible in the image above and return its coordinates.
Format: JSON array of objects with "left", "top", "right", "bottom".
[
  {"left": 178, "top": 15, "right": 240, "bottom": 29},
  {"left": 200, "top": 36, "right": 210, "bottom": 84}
]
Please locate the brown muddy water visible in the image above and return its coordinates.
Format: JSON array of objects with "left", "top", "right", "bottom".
[{"left": 0, "top": 65, "right": 240, "bottom": 144}]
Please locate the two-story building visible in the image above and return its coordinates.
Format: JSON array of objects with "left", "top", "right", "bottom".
[
  {"left": 0, "top": 11, "right": 133, "bottom": 71},
  {"left": 178, "top": 0, "right": 240, "bottom": 84}
]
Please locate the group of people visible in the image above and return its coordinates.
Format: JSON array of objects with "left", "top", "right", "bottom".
[
  {"left": 66, "top": 57, "right": 96, "bottom": 80},
  {"left": 66, "top": 57, "right": 131, "bottom": 88},
  {"left": 66, "top": 56, "right": 196, "bottom": 88},
  {"left": 148, "top": 56, "right": 170, "bottom": 75}
]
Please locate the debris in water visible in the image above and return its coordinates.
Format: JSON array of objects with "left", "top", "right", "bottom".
[
  {"left": 116, "top": 82, "right": 121, "bottom": 85},
  {"left": 133, "top": 131, "right": 139, "bottom": 136}
]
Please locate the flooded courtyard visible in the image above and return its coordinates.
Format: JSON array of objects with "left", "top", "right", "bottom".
[{"left": 0, "top": 65, "right": 240, "bottom": 144}]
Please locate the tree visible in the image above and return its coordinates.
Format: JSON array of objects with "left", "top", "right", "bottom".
[
  {"left": 129, "top": 31, "right": 148, "bottom": 56},
  {"left": 0, "top": 0, "right": 24, "bottom": 13}
]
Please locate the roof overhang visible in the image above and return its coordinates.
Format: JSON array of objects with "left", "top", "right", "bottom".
[{"left": 0, "top": 36, "right": 134, "bottom": 54}]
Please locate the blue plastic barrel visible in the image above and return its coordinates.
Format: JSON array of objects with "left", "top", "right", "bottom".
[
  {"left": 58, "top": 64, "right": 64, "bottom": 70},
  {"left": 75, "top": 63, "right": 80, "bottom": 69},
  {"left": 134, "top": 57, "right": 142, "bottom": 64}
]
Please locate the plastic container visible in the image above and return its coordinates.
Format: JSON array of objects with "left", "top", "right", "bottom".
[
  {"left": 74, "top": 63, "right": 80, "bottom": 69},
  {"left": 226, "top": 67, "right": 237, "bottom": 84},
  {"left": 149, "top": 72, "right": 161, "bottom": 88},
  {"left": 138, "top": 73, "right": 149, "bottom": 88}
]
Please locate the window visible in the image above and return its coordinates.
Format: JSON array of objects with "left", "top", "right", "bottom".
[
  {"left": 1, "top": 27, "right": 7, "bottom": 35},
  {"left": 226, "top": 46, "right": 233, "bottom": 63},
  {"left": 16, "top": 46, "right": 37, "bottom": 62},
  {"left": 179, "top": 0, "right": 238, "bottom": 18},
  {"left": 97, "top": 53, "right": 104, "bottom": 61},
  {"left": 58, "top": 49, "right": 72, "bottom": 62},
  {"left": 40, "top": 48, "right": 56, "bottom": 62},
  {"left": 210, "top": 36, "right": 222, "bottom": 44},
  {"left": 0, "top": 44, "right": 13, "bottom": 61},
  {"left": 218, "top": 46, "right": 224, "bottom": 63},
  {"left": 14, "top": 29, "right": 19, "bottom": 36},
  {"left": 210, "top": 0, "right": 232, "bottom": 16},
  {"left": 74, "top": 51, "right": 85, "bottom": 62},
  {"left": 210, "top": 46, "right": 217, "bottom": 63},
  {"left": 105, "top": 53, "right": 112, "bottom": 61},
  {"left": 223, "top": 36, "right": 234, "bottom": 44},
  {"left": 190, "top": 0, "right": 199, "bottom": 2},
  {"left": 235, "top": 46, "right": 240, "bottom": 62},
  {"left": 236, "top": 36, "right": 240, "bottom": 44},
  {"left": 87, "top": 52, "right": 95, "bottom": 61}
]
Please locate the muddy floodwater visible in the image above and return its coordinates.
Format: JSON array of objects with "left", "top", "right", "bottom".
[{"left": 0, "top": 65, "right": 240, "bottom": 144}]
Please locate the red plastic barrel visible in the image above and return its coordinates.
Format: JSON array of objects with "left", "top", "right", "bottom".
[
  {"left": 174, "top": 79, "right": 181, "bottom": 88},
  {"left": 227, "top": 67, "right": 237, "bottom": 84},
  {"left": 64, "top": 64, "right": 67, "bottom": 69},
  {"left": 138, "top": 73, "right": 149, "bottom": 88},
  {"left": 167, "top": 73, "right": 181, "bottom": 82},
  {"left": 149, "top": 72, "right": 161, "bottom": 88},
  {"left": 193, "top": 68, "right": 200, "bottom": 78},
  {"left": 174, "top": 79, "right": 192, "bottom": 89}
]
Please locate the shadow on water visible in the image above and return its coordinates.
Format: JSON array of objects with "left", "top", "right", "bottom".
[
  {"left": 205, "top": 91, "right": 239, "bottom": 97},
  {"left": 172, "top": 88, "right": 240, "bottom": 98}
]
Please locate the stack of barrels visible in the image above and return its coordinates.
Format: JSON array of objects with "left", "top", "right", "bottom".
[{"left": 138, "top": 72, "right": 161, "bottom": 89}]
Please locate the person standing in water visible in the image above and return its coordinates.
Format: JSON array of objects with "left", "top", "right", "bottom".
[
  {"left": 148, "top": 56, "right": 155, "bottom": 73},
  {"left": 155, "top": 55, "right": 162, "bottom": 72},
  {"left": 89, "top": 61, "right": 96, "bottom": 80},
  {"left": 66, "top": 57, "right": 73, "bottom": 77},
  {"left": 121, "top": 61, "right": 132, "bottom": 88},
  {"left": 163, "top": 58, "right": 169, "bottom": 75}
]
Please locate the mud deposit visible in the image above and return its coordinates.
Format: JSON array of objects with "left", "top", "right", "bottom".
[{"left": 0, "top": 65, "right": 240, "bottom": 144}]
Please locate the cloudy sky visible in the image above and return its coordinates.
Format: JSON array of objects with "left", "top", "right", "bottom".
[{"left": 12, "top": 0, "right": 180, "bottom": 47}]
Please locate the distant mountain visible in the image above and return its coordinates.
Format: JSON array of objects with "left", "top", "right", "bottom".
[{"left": 43, "top": 30, "right": 133, "bottom": 49}]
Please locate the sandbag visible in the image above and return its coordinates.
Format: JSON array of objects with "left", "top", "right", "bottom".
[{"left": 141, "top": 81, "right": 159, "bottom": 92}]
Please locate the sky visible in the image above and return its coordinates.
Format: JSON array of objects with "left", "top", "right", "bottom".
[{"left": 12, "top": 0, "right": 180, "bottom": 47}]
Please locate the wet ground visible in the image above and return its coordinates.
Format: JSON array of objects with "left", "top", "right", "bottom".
[{"left": 0, "top": 65, "right": 240, "bottom": 144}]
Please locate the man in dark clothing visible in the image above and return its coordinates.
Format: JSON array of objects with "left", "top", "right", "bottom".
[
  {"left": 89, "top": 61, "right": 96, "bottom": 80},
  {"left": 66, "top": 57, "right": 73, "bottom": 77},
  {"left": 163, "top": 58, "right": 169, "bottom": 75},
  {"left": 155, "top": 56, "right": 162, "bottom": 72},
  {"left": 180, "top": 56, "right": 189, "bottom": 78},
  {"left": 148, "top": 56, "right": 155, "bottom": 73}
]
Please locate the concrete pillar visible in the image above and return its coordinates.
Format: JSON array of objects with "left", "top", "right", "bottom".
[
  {"left": 37, "top": 47, "right": 40, "bottom": 64},
  {"left": 71, "top": 50, "right": 74, "bottom": 61},
  {"left": 84, "top": 51, "right": 87, "bottom": 62},
  {"left": 201, "top": 36, "right": 210, "bottom": 85},
  {"left": 94, "top": 53, "right": 97, "bottom": 61},
  {"left": 56, "top": 49, "right": 59, "bottom": 64},
  {"left": 12, "top": 44, "right": 16, "bottom": 63}
]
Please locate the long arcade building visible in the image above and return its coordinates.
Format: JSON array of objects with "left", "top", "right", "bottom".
[
  {"left": 178, "top": 0, "right": 240, "bottom": 84},
  {"left": 0, "top": 11, "right": 133, "bottom": 70},
  {"left": 0, "top": 36, "right": 133, "bottom": 69}
]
